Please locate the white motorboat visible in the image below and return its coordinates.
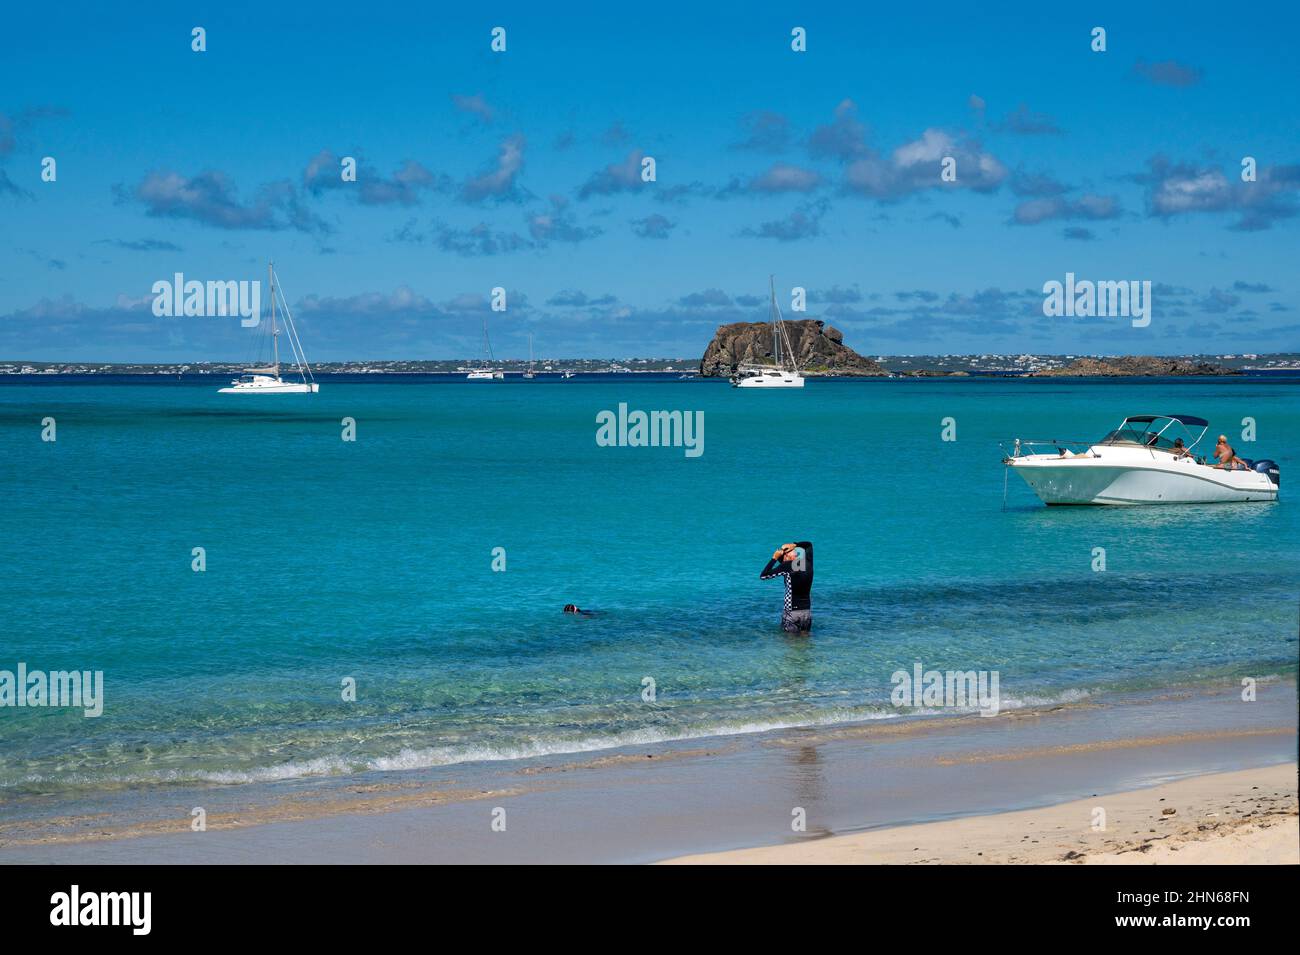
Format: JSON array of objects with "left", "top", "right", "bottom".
[
  {"left": 732, "top": 276, "right": 805, "bottom": 388},
  {"left": 219, "top": 262, "right": 319, "bottom": 394},
  {"left": 467, "top": 314, "right": 503, "bottom": 379},
  {"left": 1004, "top": 414, "right": 1279, "bottom": 505}
]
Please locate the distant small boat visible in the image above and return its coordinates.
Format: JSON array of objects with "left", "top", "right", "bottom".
[
  {"left": 561, "top": 370, "right": 575, "bottom": 379},
  {"left": 731, "top": 276, "right": 804, "bottom": 389},
  {"left": 467, "top": 314, "right": 503, "bottom": 380},
  {"left": 219, "top": 262, "right": 319, "bottom": 394}
]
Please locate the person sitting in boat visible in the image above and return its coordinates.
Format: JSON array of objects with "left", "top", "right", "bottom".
[
  {"left": 1212, "top": 435, "right": 1248, "bottom": 470},
  {"left": 1171, "top": 437, "right": 1193, "bottom": 459},
  {"left": 760, "top": 541, "right": 814, "bottom": 634}
]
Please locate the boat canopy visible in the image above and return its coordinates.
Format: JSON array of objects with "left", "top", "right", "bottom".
[{"left": 1123, "top": 413, "right": 1209, "bottom": 427}]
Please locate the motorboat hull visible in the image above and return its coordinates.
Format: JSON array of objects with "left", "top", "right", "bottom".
[{"left": 1010, "top": 454, "right": 1277, "bottom": 505}]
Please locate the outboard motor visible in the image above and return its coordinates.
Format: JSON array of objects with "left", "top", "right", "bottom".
[{"left": 1253, "top": 459, "right": 1280, "bottom": 486}]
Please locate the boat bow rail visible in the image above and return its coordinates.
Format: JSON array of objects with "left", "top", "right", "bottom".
[{"left": 1000, "top": 437, "right": 1096, "bottom": 463}]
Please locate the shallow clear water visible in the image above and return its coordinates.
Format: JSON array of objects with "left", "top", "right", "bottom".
[{"left": 1, "top": 374, "right": 1296, "bottom": 798}]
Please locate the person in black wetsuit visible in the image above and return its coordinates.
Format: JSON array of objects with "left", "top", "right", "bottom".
[{"left": 760, "top": 541, "right": 813, "bottom": 634}]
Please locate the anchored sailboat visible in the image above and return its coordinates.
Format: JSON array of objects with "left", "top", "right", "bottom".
[
  {"left": 219, "top": 262, "right": 319, "bottom": 394},
  {"left": 523, "top": 333, "right": 536, "bottom": 379},
  {"left": 467, "top": 313, "right": 504, "bottom": 379},
  {"left": 731, "top": 277, "right": 805, "bottom": 388}
]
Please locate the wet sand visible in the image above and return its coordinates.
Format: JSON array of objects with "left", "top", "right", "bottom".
[{"left": 0, "top": 681, "right": 1294, "bottom": 864}]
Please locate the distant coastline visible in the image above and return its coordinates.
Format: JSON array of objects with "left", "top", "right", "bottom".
[{"left": 3, "top": 353, "right": 1298, "bottom": 378}]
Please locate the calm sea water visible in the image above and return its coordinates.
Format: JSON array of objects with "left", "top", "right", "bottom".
[{"left": 1, "top": 374, "right": 1297, "bottom": 801}]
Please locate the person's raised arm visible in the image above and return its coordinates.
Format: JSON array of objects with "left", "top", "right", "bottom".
[{"left": 760, "top": 547, "right": 789, "bottom": 579}]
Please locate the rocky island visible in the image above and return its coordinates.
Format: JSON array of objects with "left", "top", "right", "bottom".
[
  {"left": 699, "top": 319, "right": 887, "bottom": 377},
  {"left": 1033, "top": 356, "right": 1236, "bottom": 377}
]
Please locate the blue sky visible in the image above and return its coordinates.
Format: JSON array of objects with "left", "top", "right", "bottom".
[{"left": 1, "top": 1, "right": 1297, "bottom": 360}]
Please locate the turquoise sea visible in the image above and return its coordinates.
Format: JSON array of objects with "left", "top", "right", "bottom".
[{"left": 1, "top": 374, "right": 1297, "bottom": 803}]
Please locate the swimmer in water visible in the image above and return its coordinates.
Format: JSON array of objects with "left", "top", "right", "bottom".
[
  {"left": 760, "top": 541, "right": 813, "bottom": 634},
  {"left": 563, "top": 604, "right": 597, "bottom": 616}
]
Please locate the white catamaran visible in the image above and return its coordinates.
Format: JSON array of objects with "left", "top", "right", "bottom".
[
  {"left": 219, "top": 263, "right": 319, "bottom": 394},
  {"left": 467, "top": 314, "right": 504, "bottom": 379},
  {"left": 731, "top": 277, "right": 805, "bottom": 388}
]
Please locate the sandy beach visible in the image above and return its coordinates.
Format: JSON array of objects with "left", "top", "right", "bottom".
[{"left": 664, "top": 762, "right": 1299, "bottom": 864}]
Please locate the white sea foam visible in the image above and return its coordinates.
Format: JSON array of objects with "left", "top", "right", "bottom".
[
  {"left": 10, "top": 708, "right": 905, "bottom": 788},
  {"left": 0, "top": 686, "right": 1141, "bottom": 789},
  {"left": 891, "top": 686, "right": 1096, "bottom": 719},
  {"left": 366, "top": 710, "right": 903, "bottom": 773}
]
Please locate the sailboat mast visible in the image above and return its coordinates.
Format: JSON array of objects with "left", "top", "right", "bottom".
[
  {"left": 769, "top": 275, "right": 780, "bottom": 365},
  {"left": 270, "top": 261, "right": 279, "bottom": 374}
]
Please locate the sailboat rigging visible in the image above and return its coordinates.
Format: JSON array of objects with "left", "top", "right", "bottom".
[
  {"left": 730, "top": 277, "right": 805, "bottom": 388},
  {"left": 219, "top": 262, "right": 319, "bottom": 394},
  {"left": 467, "top": 313, "right": 504, "bottom": 379},
  {"left": 523, "top": 333, "right": 536, "bottom": 379}
]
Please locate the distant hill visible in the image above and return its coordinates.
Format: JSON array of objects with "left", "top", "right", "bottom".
[{"left": 700, "top": 319, "right": 887, "bottom": 377}]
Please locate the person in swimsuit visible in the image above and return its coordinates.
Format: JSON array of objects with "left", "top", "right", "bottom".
[
  {"left": 1212, "top": 435, "right": 1247, "bottom": 470},
  {"left": 760, "top": 541, "right": 814, "bottom": 634},
  {"left": 1213, "top": 434, "right": 1228, "bottom": 461}
]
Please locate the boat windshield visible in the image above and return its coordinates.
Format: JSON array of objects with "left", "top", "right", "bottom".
[{"left": 1098, "top": 415, "right": 1206, "bottom": 451}]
